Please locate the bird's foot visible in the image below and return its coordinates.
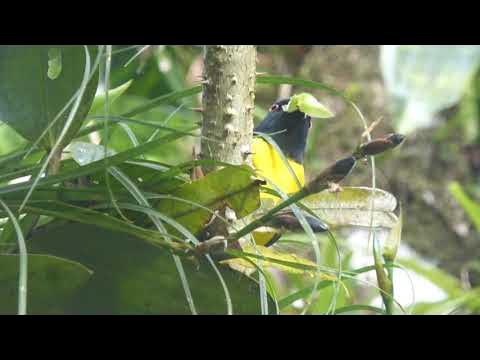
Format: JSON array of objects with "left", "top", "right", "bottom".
[{"left": 328, "top": 182, "right": 343, "bottom": 193}]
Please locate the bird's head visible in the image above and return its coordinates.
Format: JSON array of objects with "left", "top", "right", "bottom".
[{"left": 254, "top": 94, "right": 334, "bottom": 164}]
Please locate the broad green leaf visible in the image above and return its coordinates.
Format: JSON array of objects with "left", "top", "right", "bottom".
[
  {"left": 222, "top": 244, "right": 337, "bottom": 278},
  {"left": 0, "top": 254, "right": 93, "bottom": 314},
  {"left": 88, "top": 80, "right": 133, "bottom": 116},
  {"left": 156, "top": 165, "right": 261, "bottom": 235},
  {"left": 301, "top": 186, "right": 398, "bottom": 229},
  {"left": 286, "top": 93, "right": 334, "bottom": 118},
  {"left": 0, "top": 46, "right": 99, "bottom": 149},
  {"left": 448, "top": 181, "right": 480, "bottom": 232},
  {"left": 27, "top": 221, "right": 272, "bottom": 314}
]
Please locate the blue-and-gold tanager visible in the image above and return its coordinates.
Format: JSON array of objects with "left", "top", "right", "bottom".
[
  {"left": 196, "top": 93, "right": 404, "bottom": 249},
  {"left": 251, "top": 96, "right": 331, "bottom": 246}
]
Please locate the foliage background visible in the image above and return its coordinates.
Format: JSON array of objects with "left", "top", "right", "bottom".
[{"left": 1, "top": 45, "right": 480, "bottom": 314}]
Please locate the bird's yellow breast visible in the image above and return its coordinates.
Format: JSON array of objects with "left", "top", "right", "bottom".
[
  {"left": 251, "top": 138, "right": 305, "bottom": 246},
  {"left": 252, "top": 137, "right": 305, "bottom": 203}
]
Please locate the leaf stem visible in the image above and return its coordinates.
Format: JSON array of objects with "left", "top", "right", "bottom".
[{"left": 0, "top": 200, "right": 27, "bottom": 315}]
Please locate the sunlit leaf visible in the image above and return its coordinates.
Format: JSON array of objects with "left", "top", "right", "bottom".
[
  {"left": 156, "top": 165, "right": 261, "bottom": 235},
  {"left": 383, "top": 207, "right": 402, "bottom": 261},
  {"left": 223, "top": 243, "right": 337, "bottom": 278},
  {"left": 88, "top": 80, "right": 133, "bottom": 116},
  {"left": 286, "top": 93, "right": 334, "bottom": 118},
  {"left": 47, "top": 48, "right": 62, "bottom": 80},
  {"left": 301, "top": 186, "right": 398, "bottom": 229}
]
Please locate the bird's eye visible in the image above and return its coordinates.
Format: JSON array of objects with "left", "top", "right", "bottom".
[{"left": 269, "top": 103, "right": 281, "bottom": 112}]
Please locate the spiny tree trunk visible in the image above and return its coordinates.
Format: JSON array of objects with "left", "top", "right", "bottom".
[
  {"left": 199, "top": 45, "right": 256, "bottom": 244},
  {"left": 201, "top": 45, "right": 257, "bottom": 172}
]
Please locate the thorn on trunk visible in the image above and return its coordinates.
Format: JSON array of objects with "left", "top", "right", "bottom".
[{"left": 191, "top": 147, "right": 205, "bottom": 181}]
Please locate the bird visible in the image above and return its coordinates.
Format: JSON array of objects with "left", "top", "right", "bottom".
[
  {"left": 249, "top": 98, "right": 405, "bottom": 247},
  {"left": 251, "top": 98, "right": 329, "bottom": 246},
  {"left": 252, "top": 98, "right": 310, "bottom": 200}
]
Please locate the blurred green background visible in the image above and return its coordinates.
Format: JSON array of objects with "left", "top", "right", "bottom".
[{"left": 2, "top": 45, "right": 480, "bottom": 314}]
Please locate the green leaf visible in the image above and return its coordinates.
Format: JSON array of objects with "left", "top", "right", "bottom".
[
  {"left": 0, "top": 146, "right": 39, "bottom": 170},
  {"left": 0, "top": 163, "right": 40, "bottom": 185},
  {"left": 256, "top": 75, "right": 347, "bottom": 98},
  {"left": 0, "top": 213, "right": 38, "bottom": 254},
  {"left": 301, "top": 186, "right": 398, "bottom": 229},
  {"left": 0, "top": 254, "right": 93, "bottom": 314},
  {"left": 276, "top": 263, "right": 398, "bottom": 310},
  {"left": 334, "top": 304, "right": 386, "bottom": 315},
  {"left": 88, "top": 80, "right": 133, "bottom": 116},
  {"left": 448, "top": 181, "right": 480, "bottom": 232},
  {"left": 155, "top": 165, "right": 261, "bottom": 235},
  {"left": 1, "top": 186, "right": 128, "bottom": 203},
  {"left": 383, "top": 207, "right": 402, "bottom": 261},
  {"left": 0, "top": 130, "right": 193, "bottom": 196},
  {"left": 47, "top": 48, "right": 62, "bottom": 80},
  {"left": 26, "top": 221, "right": 272, "bottom": 314},
  {"left": 278, "top": 281, "right": 334, "bottom": 310},
  {"left": 67, "top": 141, "right": 187, "bottom": 191},
  {"left": 0, "top": 121, "right": 29, "bottom": 157},
  {"left": 0, "top": 46, "right": 99, "bottom": 149},
  {"left": 121, "top": 85, "right": 202, "bottom": 118},
  {"left": 222, "top": 244, "right": 337, "bottom": 278},
  {"left": 11, "top": 200, "right": 191, "bottom": 254},
  {"left": 286, "top": 93, "right": 334, "bottom": 118}
]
